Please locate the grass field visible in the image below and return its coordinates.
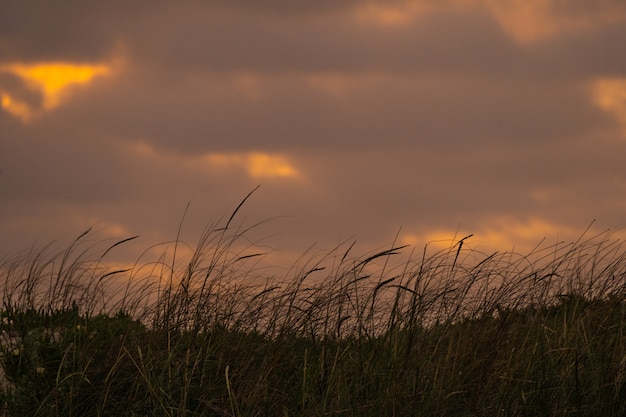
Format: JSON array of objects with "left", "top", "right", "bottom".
[{"left": 1, "top": 201, "right": 626, "bottom": 416}]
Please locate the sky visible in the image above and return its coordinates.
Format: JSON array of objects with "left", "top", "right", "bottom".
[{"left": 2, "top": 0, "right": 626, "bottom": 274}]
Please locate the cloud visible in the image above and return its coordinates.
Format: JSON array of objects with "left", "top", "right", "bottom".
[
  {"left": 29, "top": 63, "right": 610, "bottom": 160},
  {"left": 591, "top": 77, "right": 626, "bottom": 138},
  {"left": 0, "top": 71, "right": 42, "bottom": 122},
  {"left": 128, "top": 140, "right": 302, "bottom": 180},
  {"left": 0, "top": 61, "right": 112, "bottom": 122},
  {"left": 4, "top": 62, "right": 111, "bottom": 108},
  {"left": 482, "top": 0, "right": 626, "bottom": 43},
  {"left": 206, "top": 153, "right": 301, "bottom": 179},
  {"left": 2, "top": 0, "right": 615, "bottom": 159}
]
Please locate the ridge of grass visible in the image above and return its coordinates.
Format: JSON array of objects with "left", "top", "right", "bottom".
[{"left": 1, "top": 198, "right": 626, "bottom": 416}]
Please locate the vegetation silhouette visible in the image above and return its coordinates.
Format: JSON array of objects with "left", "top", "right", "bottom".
[{"left": 1, "top": 191, "right": 626, "bottom": 416}]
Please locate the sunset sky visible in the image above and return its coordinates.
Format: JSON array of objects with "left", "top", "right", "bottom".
[{"left": 2, "top": 1, "right": 626, "bottom": 272}]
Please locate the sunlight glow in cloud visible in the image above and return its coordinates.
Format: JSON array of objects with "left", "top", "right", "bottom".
[
  {"left": 0, "top": 62, "right": 111, "bottom": 122},
  {"left": 1, "top": 92, "right": 33, "bottom": 122},
  {"left": 204, "top": 153, "right": 301, "bottom": 179},
  {"left": 401, "top": 230, "right": 475, "bottom": 253},
  {"left": 350, "top": 0, "right": 626, "bottom": 42},
  {"left": 475, "top": 217, "right": 577, "bottom": 252},
  {"left": 352, "top": 0, "right": 626, "bottom": 43},
  {"left": 483, "top": 0, "right": 626, "bottom": 43},
  {"left": 6, "top": 63, "right": 110, "bottom": 109},
  {"left": 401, "top": 217, "right": 580, "bottom": 255},
  {"left": 591, "top": 78, "right": 626, "bottom": 137},
  {"left": 127, "top": 141, "right": 301, "bottom": 180}
]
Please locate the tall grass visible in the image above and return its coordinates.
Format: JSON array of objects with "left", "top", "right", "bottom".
[{"left": 1, "top": 197, "right": 626, "bottom": 416}]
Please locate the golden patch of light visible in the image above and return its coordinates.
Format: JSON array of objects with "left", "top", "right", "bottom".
[
  {"left": 401, "top": 230, "right": 475, "bottom": 253},
  {"left": 247, "top": 153, "right": 299, "bottom": 178},
  {"left": 204, "top": 152, "right": 301, "bottom": 179},
  {"left": 124, "top": 140, "right": 302, "bottom": 181},
  {"left": 0, "top": 62, "right": 110, "bottom": 117},
  {"left": 402, "top": 217, "right": 579, "bottom": 255},
  {"left": 483, "top": 0, "right": 626, "bottom": 44},
  {"left": 0, "top": 92, "right": 33, "bottom": 122},
  {"left": 399, "top": 234, "right": 420, "bottom": 247},
  {"left": 475, "top": 217, "right": 580, "bottom": 254},
  {"left": 484, "top": 0, "right": 561, "bottom": 42},
  {"left": 591, "top": 78, "right": 626, "bottom": 137},
  {"left": 87, "top": 218, "right": 133, "bottom": 240}
]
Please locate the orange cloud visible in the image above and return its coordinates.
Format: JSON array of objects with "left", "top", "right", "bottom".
[
  {"left": 1, "top": 92, "right": 33, "bottom": 122},
  {"left": 402, "top": 217, "right": 581, "bottom": 255},
  {"left": 472, "top": 217, "right": 575, "bottom": 252},
  {"left": 483, "top": 0, "right": 626, "bottom": 44},
  {"left": 6, "top": 62, "right": 110, "bottom": 108},
  {"left": 126, "top": 141, "right": 302, "bottom": 181},
  {"left": 204, "top": 152, "right": 301, "bottom": 179},
  {"left": 353, "top": 0, "right": 626, "bottom": 42},
  {"left": 591, "top": 77, "right": 626, "bottom": 137},
  {"left": 0, "top": 61, "right": 111, "bottom": 122},
  {"left": 401, "top": 229, "right": 476, "bottom": 253}
]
